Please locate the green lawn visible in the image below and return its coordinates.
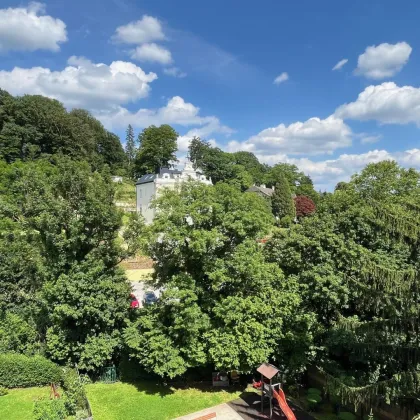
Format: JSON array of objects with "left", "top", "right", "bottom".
[
  {"left": 86, "top": 381, "right": 242, "bottom": 420},
  {"left": 0, "top": 386, "right": 49, "bottom": 420}
]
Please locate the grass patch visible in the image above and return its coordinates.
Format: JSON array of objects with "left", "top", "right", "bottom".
[
  {"left": 0, "top": 386, "right": 49, "bottom": 420},
  {"left": 86, "top": 381, "right": 242, "bottom": 420}
]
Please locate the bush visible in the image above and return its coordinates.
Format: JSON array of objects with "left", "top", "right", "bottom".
[
  {"left": 0, "top": 386, "right": 8, "bottom": 396},
  {"left": 307, "top": 387, "right": 322, "bottom": 395},
  {"left": 62, "top": 368, "right": 87, "bottom": 416},
  {"left": 0, "top": 353, "right": 62, "bottom": 388},
  {"left": 33, "top": 398, "right": 66, "bottom": 420},
  {"left": 338, "top": 412, "right": 356, "bottom": 420}
]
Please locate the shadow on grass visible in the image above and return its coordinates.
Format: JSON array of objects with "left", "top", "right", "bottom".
[
  {"left": 118, "top": 378, "right": 247, "bottom": 398},
  {"left": 227, "top": 390, "right": 316, "bottom": 420}
]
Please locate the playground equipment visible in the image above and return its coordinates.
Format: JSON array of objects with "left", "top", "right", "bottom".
[{"left": 255, "top": 363, "right": 297, "bottom": 420}]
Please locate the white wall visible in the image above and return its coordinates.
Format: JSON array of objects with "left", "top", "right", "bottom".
[{"left": 136, "top": 182, "right": 156, "bottom": 224}]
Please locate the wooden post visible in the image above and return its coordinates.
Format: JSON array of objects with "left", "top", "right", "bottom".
[
  {"left": 261, "top": 373, "right": 264, "bottom": 413},
  {"left": 269, "top": 378, "right": 273, "bottom": 419}
]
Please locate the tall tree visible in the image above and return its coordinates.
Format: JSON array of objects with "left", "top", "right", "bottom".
[
  {"left": 124, "top": 182, "right": 306, "bottom": 378},
  {"left": 271, "top": 175, "right": 296, "bottom": 221},
  {"left": 134, "top": 125, "right": 178, "bottom": 177},
  {"left": 125, "top": 125, "right": 136, "bottom": 176},
  {"left": 0, "top": 158, "right": 133, "bottom": 371}
]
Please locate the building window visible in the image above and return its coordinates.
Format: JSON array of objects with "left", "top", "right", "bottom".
[{"left": 139, "top": 189, "right": 142, "bottom": 198}]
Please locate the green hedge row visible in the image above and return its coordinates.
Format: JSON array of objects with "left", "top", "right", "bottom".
[{"left": 0, "top": 353, "right": 62, "bottom": 388}]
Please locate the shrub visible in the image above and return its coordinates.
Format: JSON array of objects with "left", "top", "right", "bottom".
[
  {"left": 33, "top": 398, "right": 66, "bottom": 420},
  {"left": 338, "top": 412, "right": 356, "bottom": 420},
  {"left": 62, "top": 368, "right": 87, "bottom": 416},
  {"left": 0, "top": 353, "right": 62, "bottom": 388},
  {"left": 0, "top": 386, "right": 8, "bottom": 396}
]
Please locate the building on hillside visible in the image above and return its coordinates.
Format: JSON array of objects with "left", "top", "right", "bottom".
[
  {"left": 246, "top": 184, "right": 275, "bottom": 197},
  {"left": 136, "top": 161, "right": 212, "bottom": 224}
]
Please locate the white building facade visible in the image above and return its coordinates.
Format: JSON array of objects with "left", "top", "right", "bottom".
[{"left": 136, "top": 162, "right": 212, "bottom": 224}]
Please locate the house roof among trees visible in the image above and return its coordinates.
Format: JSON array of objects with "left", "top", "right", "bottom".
[{"left": 246, "top": 185, "right": 275, "bottom": 197}]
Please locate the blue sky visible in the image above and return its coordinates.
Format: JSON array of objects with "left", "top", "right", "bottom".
[{"left": 0, "top": 0, "right": 419, "bottom": 189}]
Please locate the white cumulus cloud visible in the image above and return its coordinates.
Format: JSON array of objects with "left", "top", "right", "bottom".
[
  {"left": 96, "top": 96, "right": 233, "bottom": 141},
  {"left": 0, "top": 2, "right": 67, "bottom": 52},
  {"left": 355, "top": 42, "right": 412, "bottom": 79},
  {"left": 335, "top": 82, "right": 420, "bottom": 125},
  {"left": 274, "top": 72, "right": 289, "bottom": 85},
  {"left": 0, "top": 57, "right": 157, "bottom": 110},
  {"left": 112, "top": 15, "right": 165, "bottom": 44},
  {"left": 131, "top": 43, "right": 172, "bottom": 64},
  {"left": 332, "top": 58, "right": 348, "bottom": 71},
  {"left": 256, "top": 149, "right": 420, "bottom": 191},
  {"left": 227, "top": 115, "right": 352, "bottom": 157}
]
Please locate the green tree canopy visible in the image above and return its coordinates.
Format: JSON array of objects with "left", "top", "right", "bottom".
[
  {"left": 0, "top": 158, "right": 134, "bottom": 371},
  {"left": 124, "top": 182, "right": 306, "bottom": 377},
  {"left": 0, "top": 91, "right": 126, "bottom": 172},
  {"left": 134, "top": 125, "right": 178, "bottom": 177}
]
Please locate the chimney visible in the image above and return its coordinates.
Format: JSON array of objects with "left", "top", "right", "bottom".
[
  {"left": 272, "top": 185, "right": 275, "bottom": 191},
  {"left": 260, "top": 184, "right": 266, "bottom": 188}
]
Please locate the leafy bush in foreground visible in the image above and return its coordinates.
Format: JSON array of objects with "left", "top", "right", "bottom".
[{"left": 0, "top": 353, "right": 62, "bottom": 388}]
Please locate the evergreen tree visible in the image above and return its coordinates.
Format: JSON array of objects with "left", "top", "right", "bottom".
[
  {"left": 271, "top": 175, "right": 295, "bottom": 221},
  {"left": 134, "top": 125, "right": 178, "bottom": 177},
  {"left": 125, "top": 125, "right": 136, "bottom": 165}
]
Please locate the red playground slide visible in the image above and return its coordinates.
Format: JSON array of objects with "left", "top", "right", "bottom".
[{"left": 272, "top": 388, "right": 297, "bottom": 420}]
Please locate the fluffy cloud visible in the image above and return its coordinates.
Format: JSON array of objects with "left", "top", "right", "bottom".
[
  {"left": 97, "top": 96, "right": 233, "bottom": 140},
  {"left": 258, "top": 149, "right": 420, "bottom": 191},
  {"left": 332, "top": 58, "right": 348, "bottom": 71},
  {"left": 274, "top": 72, "right": 289, "bottom": 85},
  {"left": 336, "top": 82, "right": 420, "bottom": 125},
  {"left": 0, "top": 56, "right": 157, "bottom": 110},
  {"left": 0, "top": 2, "right": 67, "bottom": 52},
  {"left": 228, "top": 115, "right": 352, "bottom": 156},
  {"left": 164, "top": 67, "right": 187, "bottom": 78},
  {"left": 112, "top": 15, "right": 165, "bottom": 44},
  {"left": 131, "top": 43, "right": 172, "bottom": 64},
  {"left": 355, "top": 42, "right": 412, "bottom": 79}
]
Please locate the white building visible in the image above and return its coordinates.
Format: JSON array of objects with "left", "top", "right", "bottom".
[{"left": 136, "top": 161, "right": 212, "bottom": 224}]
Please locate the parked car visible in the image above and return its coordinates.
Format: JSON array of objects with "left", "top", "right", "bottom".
[
  {"left": 130, "top": 294, "right": 140, "bottom": 309},
  {"left": 143, "top": 291, "right": 158, "bottom": 306}
]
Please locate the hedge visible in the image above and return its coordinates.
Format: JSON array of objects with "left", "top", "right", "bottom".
[{"left": 0, "top": 353, "right": 62, "bottom": 388}]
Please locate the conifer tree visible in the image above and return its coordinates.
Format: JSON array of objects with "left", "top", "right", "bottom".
[
  {"left": 271, "top": 175, "right": 295, "bottom": 221},
  {"left": 124, "top": 125, "right": 136, "bottom": 177}
]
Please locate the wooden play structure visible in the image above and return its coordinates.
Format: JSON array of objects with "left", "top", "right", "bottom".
[{"left": 254, "top": 363, "right": 297, "bottom": 420}]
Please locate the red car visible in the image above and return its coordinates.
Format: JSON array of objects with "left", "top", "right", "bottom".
[{"left": 130, "top": 294, "right": 140, "bottom": 309}]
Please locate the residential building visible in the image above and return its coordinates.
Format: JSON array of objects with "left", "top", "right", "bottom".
[
  {"left": 246, "top": 184, "right": 275, "bottom": 197},
  {"left": 136, "top": 161, "right": 212, "bottom": 224}
]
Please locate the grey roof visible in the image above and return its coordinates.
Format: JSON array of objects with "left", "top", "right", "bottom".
[
  {"left": 246, "top": 185, "right": 274, "bottom": 197},
  {"left": 136, "top": 174, "right": 157, "bottom": 185},
  {"left": 136, "top": 168, "right": 182, "bottom": 185}
]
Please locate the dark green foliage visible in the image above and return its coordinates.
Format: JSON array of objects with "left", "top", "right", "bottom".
[
  {"left": 0, "top": 91, "right": 125, "bottom": 172},
  {"left": 0, "top": 353, "right": 62, "bottom": 388},
  {"left": 124, "top": 182, "right": 306, "bottom": 378},
  {"left": 33, "top": 398, "right": 67, "bottom": 420},
  {"left": 0, "top": 312, "right": 41, "bottom": 355},
  {"left": 125, "top": 124, "right": 136, "bottom": 177},
  {"left": 266, "top": 160, "right": 420, "bottom": 410},
  {"left": 134, "top": 125, "right": 178, "bottom": 177},
  {"left": 0, "top": 158, "right": 133, "bottom": 372},
  {"left": 0, "top": 387, "right": 8, "bottom": 396},
  {"left": 271, "top": 175, "right": 296, "bottom": 221},
  {"left": 61, "top": 369, "right": 88, "bottom": 416}
]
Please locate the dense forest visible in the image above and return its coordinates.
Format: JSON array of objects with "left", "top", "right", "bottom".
[{"left": 0, "top": 91, "right": 419, "bottom": 416}]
